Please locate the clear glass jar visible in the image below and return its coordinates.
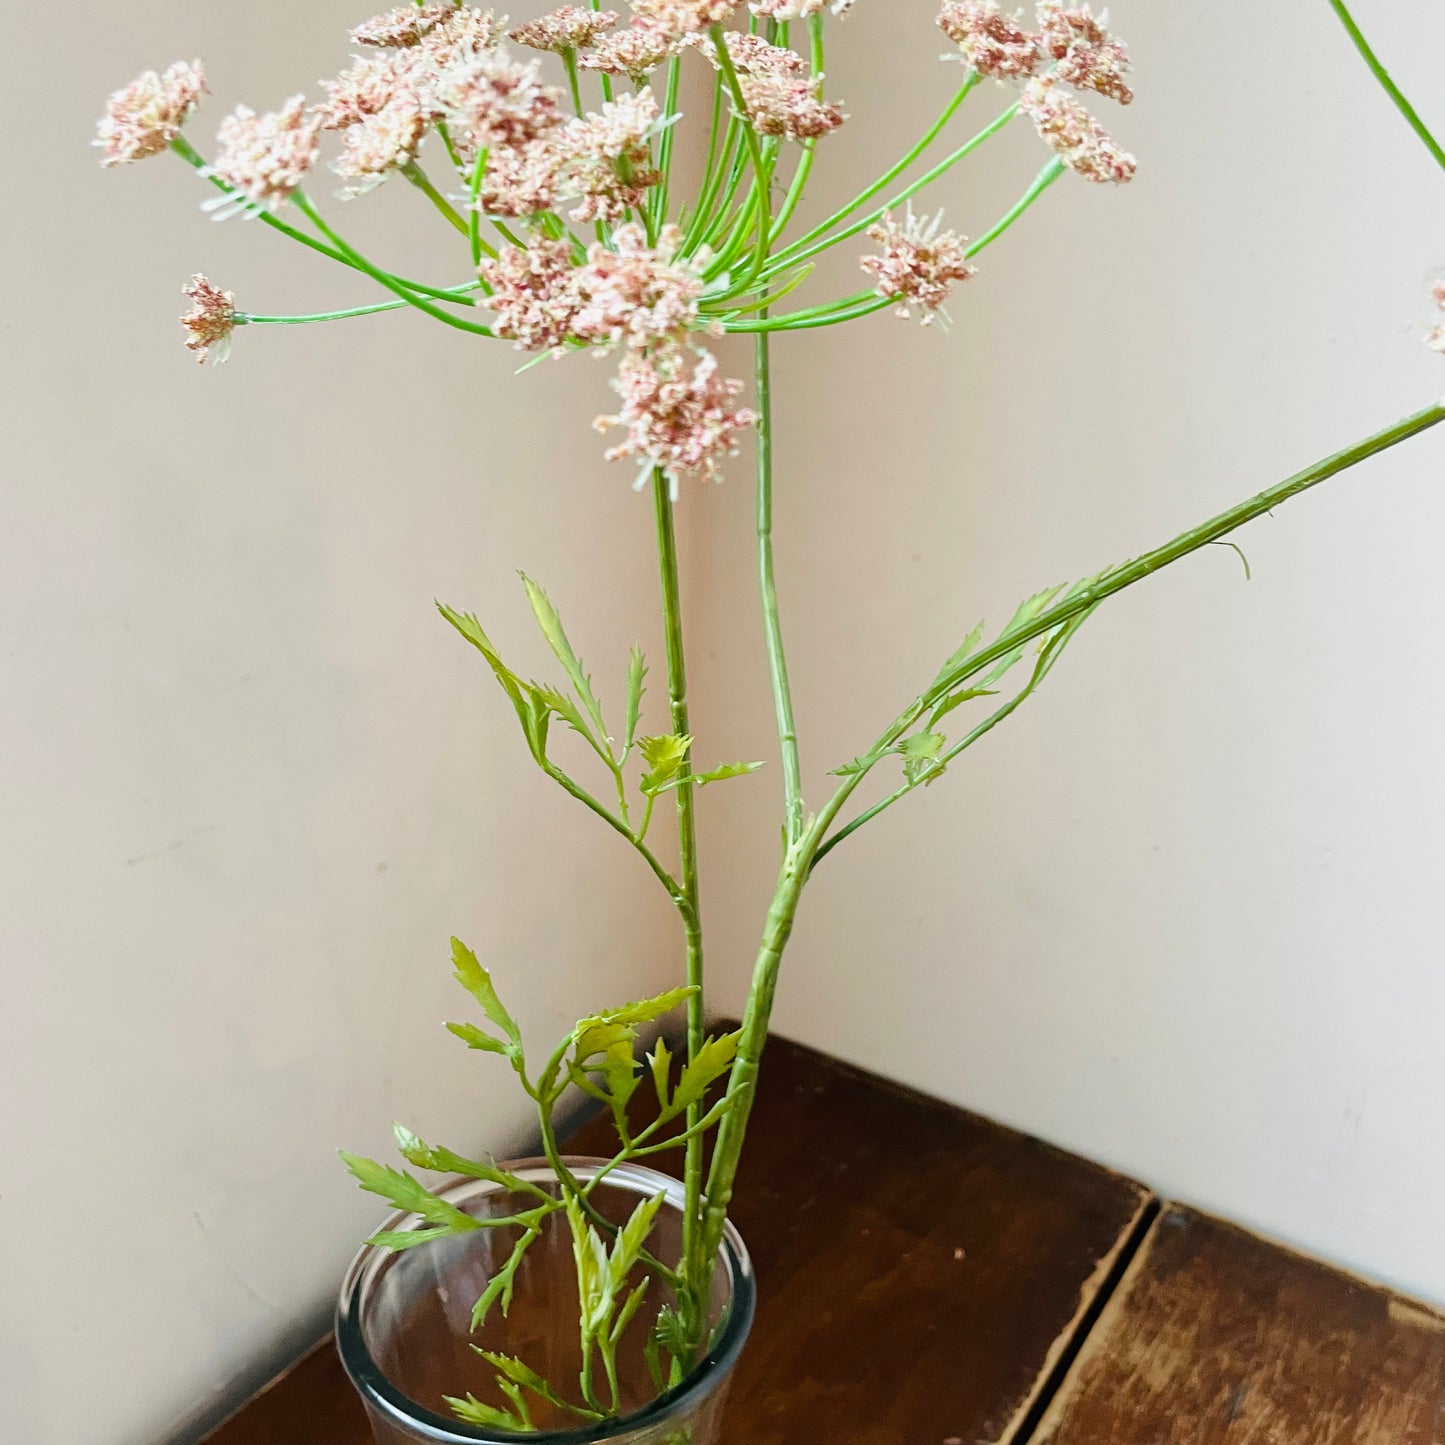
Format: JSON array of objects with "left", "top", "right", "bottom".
[{"left": 336, "top": 1157, "right": 755, "bottom": 1445}]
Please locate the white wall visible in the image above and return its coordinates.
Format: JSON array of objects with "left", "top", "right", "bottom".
[
  {"left": 0, "top": 5, "right": 682, "bottom": 1443},
  {"left": 700, "top": 0, "right": 1445, "bottom": 1306}
]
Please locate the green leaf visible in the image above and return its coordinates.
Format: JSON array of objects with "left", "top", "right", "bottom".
[
  {"left": 340, "top": 1152, "right": 483, "bottom": 1235},
  {"left": 608, "top": 1190, "right": 666, "bottom": 1296},
  {"left": 623, "top": 648, "right": 647, "bottom": 759},
  {"left": 392, "top": 1126, "right": 535, "bottom": 1195},
  {"left": 830, "top": 753, "right": 879, "bottom": 778},
  {"left": 496, "top": 1379, "right": 533, "bottom": 1430},
  {"left": 669, "top": 1030, "right": 740, "bottom": 1117},
  {"left": 471, "top": 1224, "right": 542, "bottom": 1330},
  {"left": 446, "top": 1394, "right": 525, "bottom": 1431},
  {"left": 570, "top": 1018, "right": 636, "bottom": 1068},
  {"left": 566, "top": 1193, "right": 614, "bottom": 1336},
  {"left": 531, "top": 683, "right": 602, "bottom": 750},
  {"left": 932, "top": 620, "right": 986, "bottom": 687},
  {"left": 580, "top": 987, "right": 696, "bottom": 1036},
  {"left": 451, "top": 938, "right": 521, "bottom": 1050},
  {"left": 367, "top": 1227, "right": 455, "bottom": 1251},
  {"left": 520, "top": 574, "right": 609, "bottom": 744},
  {"left": 930, "top": 687, "right": 1000, "bottom": 728},
  {"left": 654, "top": 760, "right": 766, "bottom": 794},
  {"left": 648, "top": 1036, "right": 673, "bottom": 1113},
  {"left": 445, "top": 1021, "right": 510, "bottom": 1056},
  {"left": 638, "top": 733, "right": 693, "bottom": 795},
  {"left": 609, "top": 1275, "right": 653, "bottom": 1347},
  {"left": 652, "top": 1304, "right": 693, "bottom": 1359},
  {"left": 898, "top": 732, "right": 947, "bottom": 785},
  {"left": 979, "top": 584, "right": 1069, "bottom": 688},
  {"left": 436, "top": 604, "right": 535, "bottom": 748}
]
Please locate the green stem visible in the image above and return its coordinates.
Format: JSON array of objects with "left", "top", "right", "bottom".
[
  {"left": 1325, "top": 0, "right": 1445, "bottom": 176},
  {"left": 649, "top": 470, "right": 709, "bottom": 1346},
  {"left": 756, "top": 331, "right": 805, "bottom": 842},
  {"left": 402, "top": 161, "right": 469, "bottom": 235},
  {"left": 711, "top": 27, "right": 775, "bottom": 285},
  {"left": 241, "top": 285, "right": 482, "bottom": 326},
  {"left": 967, "top": 157, "right": 1066, "bottom": 258},
  {"left": 654, "top": 55, "right": 684, "bottom": 226}
]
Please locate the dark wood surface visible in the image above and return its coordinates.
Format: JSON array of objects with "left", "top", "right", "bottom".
[
  {"left": 1034, "top": 1203, "right": 1445, "bottom": 1445},
  {"left": 200, "top": 1031, "right": 1152, "bottom": 1445}
]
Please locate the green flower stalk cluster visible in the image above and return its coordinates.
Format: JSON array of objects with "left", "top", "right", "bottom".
[{"left": 99, "top": 0, "right": 1445, "bottom": 1431}]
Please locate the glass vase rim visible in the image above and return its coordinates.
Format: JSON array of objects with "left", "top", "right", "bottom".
[{"left": 335, "top": 1154, "right": 756, "bottom": 1444}]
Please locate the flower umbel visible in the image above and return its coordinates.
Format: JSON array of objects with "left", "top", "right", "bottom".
[
  {"left": 180, "top": 274, "right": 236, "bottom": 364},
  {"left": 936, "top": 2, "right": 1042, "bottom": 82},
  {"left": 510, "top": 8, "right": 622, "bottom": 53},
  {"left": 628, "top": 0, "right": 738, "bottom": 37},
  {"left": 862, "top": 209, "right": 976, "bottom": 322},
  {"left": 572, "top": 225, "right": 713, "bottom": 348},
  {"left": 554, "top": 89, "right": 668, "bottom": 222},
  {"left": 96, "top": 60, "right": 206, "bottom": 166},
  {"left": 1037, "top": 2, "right": 1133, "bottom": 105},
  {"left": 596, "top": 347, "right": 758, "bottom": 492},
  {"left": 351, "top": 3, "right": 460, "bottom": 47},
  {"left": 579, "top": 20, "right": 683, "bottom": 81},
  {"left": 209, "top": 96, "right": 324, "bottom": 215},
  {"left": 479, "top": 238, "right": 583, "bottom": 351},
  {"left": 1020, "top": 76, "right": 1135, "bottom": 183}
]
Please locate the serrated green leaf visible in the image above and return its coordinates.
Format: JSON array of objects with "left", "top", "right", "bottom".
[
  {"left": 639, "top": 733, "right": 693, "bottom": 795},
  {"left": 933, "top": 620, "right": 986, "bottom": 687},
  {"left": 446, "top": 1394, "right": 525, "bottom": 1431},
  {"left": 519, "top": 574, "right": 609, "bottom": 744},
  {"left": 497, "top": 1379, "right": 533, "bottom": 1430},
  {"left": 445, "top": 1021, "right": 510, "bottom": 1055},
  {"left": 609, "top": 1275, "right": 653, "bottom": 1347},
  {"left": 608, "top": 1191, "right": 665, "bottom": 1296},
  {"left": 451, "top": 938, "right": 521, "bottom": 1050},
  {"left": 571, "top": 1018, "right": 636, "bottom": 1067},
  {"left": 648, "top": 1036, "right": 673, "bottom": 1113},
  {"left": 930, "top": 687, "right": 1000, "bottom": 727},
  {"left": 654, "top": 759, "right": 766, "bottom": 794},
  {"left": 652, "top": 1304, "right": 693, "bottom": 1358},
  {"left": 899, "top": 732, "right": 948, "bottom": 785},
  {"left": 566, "top": 1193, "right": 613, "bottom": 1336},
  {"left": 979, "top": 584, "right": 1070, "bottom": 688},
  {"left": 367, "top": 1226, "right": 455, "bottom": 1251},
  {"left": 473, "top": 1352, "right": 599, "bottom": 1420},
  {"left": 436, "top": 604, "right": 534, "bottom": 743},
  {"left": 670, "top": 1030, "right": 740, "bottom": 1118},
  {"left": 471, "top": 1224, "right": 542, "bottom": 1330},
  {"left": 340, "top": 1152, "right": 483, "bottom": 1234},
  {"left": 830, "top": 753, "right": 878, "bottom": 778},
  {"left": 580, "top": 986, "right": 696, "bottom": 1036},
  {"left": 623, "top": 648, "right": 647, "bottom": 759},
  {"left": 393, "top": 1126, "right": 534, "bottom": 1195},
  {"left": 531, "top": 683, "right": 601, "bottom": 749}
]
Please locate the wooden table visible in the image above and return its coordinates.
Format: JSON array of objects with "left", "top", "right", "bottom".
[
  {"left": 201, "top": 1032, "right": 1152, "bottom": 1444},
  {"left": 1034, "top": 1204, "right": 1445, "bottom": 1445}
]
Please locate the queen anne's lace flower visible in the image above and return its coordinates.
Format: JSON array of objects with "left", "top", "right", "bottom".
[
  {"left": 210, "top": 96, "right": 324, "bottom": 212},
  {"left": 578, "top": 20, "right": 682, "bottom": 80},
  {"left": 596, "top": 346, "right": 758, "bottom": 490},
  {"left": 739, "top": 72, "right": 845, "bottom": 140},
  {"left": 479, "top": 237, "right": 582, "bottom": 350},
  {"left": 936, "top": 2, "right": 1041, "bottom": 81},
  {"left": 1037, "top": 2, "right": 1132, "bottom": 105},
  {"left": 571, "top": 225, "right": 713, "bottom": 348},
  {"left": 628, "top": 0, "right": 738, "bottom": 36},
  {"left": 750, "top": 0, "right": 855, "bottom": 15},
  {"left": 476, "top": 138, "right": 563, "bottom": 215},
  {"left": 96, "top": 60, "right": 206, "bottom": 166},
  {"left": 335, "top": 96, "right": 430, "bottom": 186},
  {"left": 555, "top": 89, "right": 667, "bottom": 222},
  {"left": 716, "top": 32, "right": 810, "bottom": 77},
  {"left": 180, "top": 274, "right": 236, "bottom": 363},
  {"left": 510, "top": 7, "right": 621, "bottom": 52},
  {"left": 435, "top": 48, "right": 565, "bottom": 151},
  {"left": 351, "top": 2, "right": 459, "bottom": 47},
  {"left": 861, "top": 209, "right": 976, "bottom": 322},
  {"left": 1020, "top": 76, "right": 1135, "bottom": 183}
]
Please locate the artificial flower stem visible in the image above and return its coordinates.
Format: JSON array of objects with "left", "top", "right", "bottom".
[
  {"left": 966, "top": 157, "right": 1067, "bottom": 258},
  {"left": 291, "top": 192, "right": 499, "bottom": 337},
  {"left": 649, "top": 468, "right": 709, "bottom": 1342},
  {"left": 1325, "top": 0, "right": 1445, "bottom": 175},
  {"left": 765, "top": 17, "right": 828, "bottom": 247},
  {"left": 241, "top": 292, "right": 479, "bottom": 325},
  {"left": 653, "top": 55, "right": 685, "bottom": 227},
  {"left": 402, "top": 161, "right": 470, "bottom": 235},
  {"left": 755, "top": 330, "right": 805, "bottom": 843},
  {"left": 710, "top": 27, "right": 775, "bottom": 283}
]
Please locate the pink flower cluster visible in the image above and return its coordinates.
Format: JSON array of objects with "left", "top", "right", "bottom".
[
  {"left": 96, "top": 60, "right": 206, "bottom": 166},
  {"left": 479, "top": 224, "right": 751, "bottom": 488},
  {"left": 699, "top": 31, "right": 845, "bottom": 141},
  {"left": 861, "top": 209, "right": 976, "bottom": 323},
  {"left": 936, "top": 1, "right": 1135, "bottom": 183},
  {"left": 750, "top": 0, "right": 857, "bottom": 16},
  {"left": 180, "top": 274, "right": 236, "bottom": 364}
]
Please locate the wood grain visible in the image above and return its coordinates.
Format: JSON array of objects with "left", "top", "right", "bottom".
[
  {"left": 200, "top": 1030, "right": 1150, "bottom": 1445},
  {"left": 1035, "top": 1203, "right": 1445, "bottom": 1445}
]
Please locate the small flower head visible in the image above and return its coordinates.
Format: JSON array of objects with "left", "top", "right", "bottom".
[
  {"left": 596, "top": 345, "right": 758, "bottom": 490},
  {"left": 628, "top": 0, "right": 738, "bottom": 37},
  {"left": 1036, "top": 2, "right": 1133, "bottom": 105},
  {"left": 1020, "top": 76, "right": 1135, "bottom": 183},
  {"left": 96, "top": 60, "right": 206, "bottom": 166},
  {"left": 479, "top": 237, "right": 582, "bottom": 351},
  {"left": 209, "top": 95, "right": 324, "bottom": 214},
  {"left": 738, "top": 72, "right": 846, "bottom": 140},
  {"left": 316, "top": 52, "right": 408, "bottom": 130},
  {"left": 180, "top": 274, "right": 236, "bottom": 364},
  {"left": 578, "top": 19, "right": 682, "bottom": 80},
  {"left": 750, "top": 0, "right": 855, "bottom": 16},
  {"left": 475, "top": 137, "right": 562, "bottom": 216},
  {"left": 351, "top": 3, "right": 459, "bottom": 46},
  {"left": 936, "top": 2, "right": 1041, "bottom": 81},
  {"left": 1428, "top": 278, "right": 1445, "bottom": 354},
  {"left": 572, "top": 224, "right": 713, "bottom": 348},
  {"left": 435, "top": 47, "right": 565, "bottom": 151},
  {"left": 334, "top": 95, "right": 430, "bottom": 187},
  {"left": 861, "top": 208, "right": 976, "bottom": 323},
  {"left": 716, "top": 31, "right": 810, "bottom": 77},
  {"left": 555, "top": 89, "right": 667, "bottom": 222},
  {"left": 510, "top": 7, "right": 621, "bottom": 52}
]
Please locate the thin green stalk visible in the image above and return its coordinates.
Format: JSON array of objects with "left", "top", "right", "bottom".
[
  {"left": 467, "top": 147, "right": 499, "bottom": 266},
  {"left": 241, "top": 283, "right": 483, "bottom": 326},
  {"left": 683, "top": 73, "right": 727, "bottom": 244},
  {"left": 291, "top": 192, "right": 499, "bottom": 338},
  {"left": 653, "top": 55, "right": 684, "bottom": 226},
  {"left": 402, "top": 161, "right": 469, "bottom": 235},
  {"left": 755, "top": 331, "right": 805, "bottom": 842},
  {"left": 563, "top": 47, "right": 585, "bottom": 114},
  {"left": 766, "top": 18, "right": 828, "bottom": 246},
  {"left": 770, "top": 76, "right": 980, "bottom": 265},
  {"left": 649, "top": 469, "right": 708, "bottom": 1344},
  {"left": 711, "top": 26, "right": 775, "bottom": 283},
  {"left": 761, "top": 101, "right": 1019, "bottom": 282},
  {"left": 966, "top": 157, "right": 1067, "bottom": 258},
  {"left": 1326, "top": 0, "right": 1445, "bottom": 176},
  {"left": 724, "top": 295, "right": 892, "bottom": 332}
]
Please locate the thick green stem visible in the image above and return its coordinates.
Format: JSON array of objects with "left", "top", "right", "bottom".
[
  {"left": 756, "top": 331, "right": 805, "bottom": 841},
  {"left": 649, "top": 469, "right": 708, "bottom": 1344}
]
